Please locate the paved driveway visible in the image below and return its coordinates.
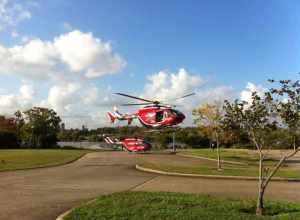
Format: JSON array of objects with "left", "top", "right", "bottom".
[{"left": 0, "top": 151, "right": 299, "bottom": 220}]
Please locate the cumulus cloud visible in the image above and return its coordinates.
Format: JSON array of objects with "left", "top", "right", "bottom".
[
  {"left": 143, "top": 68, "right": 203, "bottom": 101},
  {"left": 0, "top": 83, "right": 35, "bottom": 114},
  {"left": 38, "top": 82, "right": 117, "bottom": 128},
  {"left": 240, "top": 82, "right": 266, "bottom": 104},
  {"left": 0, "top": 28, "right": 126, "bottom": 128},
  {"left": 46, "top": 82, "right": 81, "bottom": 113},
  {"left": 0, "top": 30, "right": 126, "bottom": 80},
  {"left": 142, "top": 68, "right": 234, "bottom": 105},
  {"left": 82, "top": 87, "right": 98, "bottom": 105},
  {"left": 54, "top": 30, "right": 126, "bottom": 77}
]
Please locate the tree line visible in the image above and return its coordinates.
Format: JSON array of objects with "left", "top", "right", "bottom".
[{"left": 0, "top": 107, "right": 61, "bottom": 148}]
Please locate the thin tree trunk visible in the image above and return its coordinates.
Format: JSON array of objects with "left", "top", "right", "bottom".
[
  {"left": 256, "top": 187, "right": 265, "bottom": 215},
  {"left": 216, "top": 132, "right": 221, "bottom": 170},
  {"left": 256, "top": 152, "right": 264, "bottom": 215},
  {"left": 172, "top": 131, "right": 176, "bottom": 153},
  {"left": 256, "top": 145, "right": 300, "bottom": 216}
]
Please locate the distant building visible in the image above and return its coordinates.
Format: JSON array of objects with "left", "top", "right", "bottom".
[
  {"left": 0, "top": 116, "right": 18, "bottom": 147},
  {"left": 0, "top": 116, "right": 17, "bottom": 133}
]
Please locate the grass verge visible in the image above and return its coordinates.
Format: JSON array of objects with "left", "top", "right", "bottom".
[
  {"left": 0, "top": 149, "right": 92, "bottom": 171},
  {"left": 138, "top": 148, "right": 300, "bottom": 178},
  {"left": 178, "top": 148, "right": 276, "bottom": 165},
  {"left": 137, "top": 162, "right": 300, "bottom": 178},
  {"left": 64, "top": 191, "right": 300, "bottom": 220}
]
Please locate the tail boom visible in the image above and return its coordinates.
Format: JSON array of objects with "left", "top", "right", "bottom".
[{"left": 107, "top": 110, "right": 136, "bottom": 125}]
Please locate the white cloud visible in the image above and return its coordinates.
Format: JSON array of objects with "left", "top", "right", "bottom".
[
  {"left": 143, "top": 68, "right": 203, "bottom": 101},
  {"left": 0, "top": 83, "right": 35, "bottom": 115},
  {"left": 0, "top": 29, "right": 126, "bottom": 128},
  {"left": 20, "top": 84, "right": 34, "bottom": 100},
  {"left": 0, "top": 39, "right": 57, "bottom": 79},
  {"left": 142, "top": 68, "right": 234, "bottom": 105},
  {"left": 40, "top": 83, "right": 116, "bottom": 128},
  {"left": 47, "top": 82, "right": 81, "bottom": 113},
  {"left": 82, "top": 87, "right": 98, "bottom": 105},
  {"left": 0, "top": 0, "right": 32, "bottom": 31},
  {"left": 240, "top": 82, "right": 266, "bottom": 104},
  {"left": 0, "top": 30, "right": 126, "bottom": 80},
  {"left": 54, "top": 30, "right": 126, "bottom": 78}
]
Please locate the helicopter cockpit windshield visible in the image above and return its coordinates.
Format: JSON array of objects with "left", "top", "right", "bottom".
[
  {"left": 170, "top": 109, "right": 180, "bottom": 116},
  {"left": 161, "top": 109, "right": 181, "bottom": 120},
  {"left": 156, "top": 111, "right": 164, "bottom": 122}
]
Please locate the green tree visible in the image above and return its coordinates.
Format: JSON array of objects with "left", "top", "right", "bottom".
[
  {"left": 193, "top": 102, "right": 224, "bottom": 170},
  {"left": 19, "top": 107, "right": 61, "bottom": 148},
  {"left": 223, "top": 81, "right": 300, "bottom": 216},
  {"left": 223, "top": 92, "right": 275, "bottom": 215}
]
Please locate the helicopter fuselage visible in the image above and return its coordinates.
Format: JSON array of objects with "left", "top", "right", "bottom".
[{"left": 136, "top": 106, "right": 185, "bottom": 128}]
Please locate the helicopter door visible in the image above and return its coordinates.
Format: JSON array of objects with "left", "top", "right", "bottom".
[{"left": 155, "top": 111, "right": 164, "bottom": 122}]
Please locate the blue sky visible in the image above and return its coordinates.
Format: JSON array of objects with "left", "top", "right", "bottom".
[{"left": 0, "top": 0, "right": 300, "bottom": 127}]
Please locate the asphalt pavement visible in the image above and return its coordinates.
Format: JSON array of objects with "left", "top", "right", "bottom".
[{"left": 0, "top": 151, "right": 299, "bottom": 220}]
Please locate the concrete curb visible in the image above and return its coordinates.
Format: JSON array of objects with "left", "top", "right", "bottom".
[
  {"left": 136, "top": 164, "right": 300, "bottom": 182},
  {"left": 56, "top": 198, "right": 98, "bottom": 220},
  {"left": 56, "top": 209, "right": 73, "bottom": 220},
  {"left": 177, "top": 153, "right": 248, "bottom": 166}
]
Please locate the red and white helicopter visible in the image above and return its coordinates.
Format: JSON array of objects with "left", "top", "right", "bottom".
[
  {"left": 107, "top": 93, "right": 195, "bottom": 129},
  {"left": 103, "top": 135, "right": 152, "bottom": 152}
]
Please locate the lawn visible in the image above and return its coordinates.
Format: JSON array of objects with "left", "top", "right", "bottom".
[
  {"left": 0, "top": 149, "right": 91, "bottom": 171},
  {"left": 138, "top": 149, "right": 300, "bottom": 178},
  {"left": 64, "top": 191, "right": 300, "bottom": 220},
  {"left": 178, "top": 148, "right": 274, "bottom": 165}
]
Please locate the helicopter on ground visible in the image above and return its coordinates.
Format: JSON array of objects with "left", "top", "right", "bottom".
[
  {"left": 107, "top": 92, "right": 195, "bottom": 129},
  {"left": 103, "top": 135, "right": 152, "bottom": 152}
]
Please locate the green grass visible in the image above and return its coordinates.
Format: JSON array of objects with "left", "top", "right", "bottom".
[
  {"left": 178, "top": 148, "right": 275, "bottom": 165},
  {"left": 139, "top": 149, "right": 300, "bottom": 178},
  {"left": 0, "top": 149, "right": 91, "bottom": 171},
  {"left": 64, "top": 191, "right": 300, "bottom": 220},
  {"left": 138, "top": 162, "right": 300, "bottom": 178}
]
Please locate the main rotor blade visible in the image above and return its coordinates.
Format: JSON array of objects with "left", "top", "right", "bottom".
[
  {"left": 115, "top": 93, "right": 155, "bottom": 103},
  {"left": 61, "top": 115, "right": 90, "bottom": 118},
  {"left": 121, "top": 103, "right": 152, "bottom": 106},
  {"left": 170, "top": 92, "right": 196, "bottom": 101}
]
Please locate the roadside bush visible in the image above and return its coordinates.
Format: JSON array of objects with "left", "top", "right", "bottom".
[{"left": 0, "top": 132, "right": 19, "bottom": 148}]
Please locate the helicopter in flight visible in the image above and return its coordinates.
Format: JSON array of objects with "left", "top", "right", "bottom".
[{"left": 107, "top": 92, "right": 195, "bottom": 129}]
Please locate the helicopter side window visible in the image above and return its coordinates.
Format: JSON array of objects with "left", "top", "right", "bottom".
[
  {"left": 164, "top": 110, "right": 173, "bottom": 118},
  {"left": 156, "top": 111, "right": 164, "bottom": 122}
]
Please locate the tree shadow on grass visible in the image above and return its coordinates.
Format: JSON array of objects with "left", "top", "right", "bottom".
[{"left": 240, "top": 204, "right": 300, "bottom": 216}]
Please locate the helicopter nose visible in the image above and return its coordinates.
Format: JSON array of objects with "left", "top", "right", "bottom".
[
  {"left": 181, "top": 113, "right": 185, "bottom": 121},
  {"left": 178, "top": 112, "right": 185, "bottom": 121}
]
